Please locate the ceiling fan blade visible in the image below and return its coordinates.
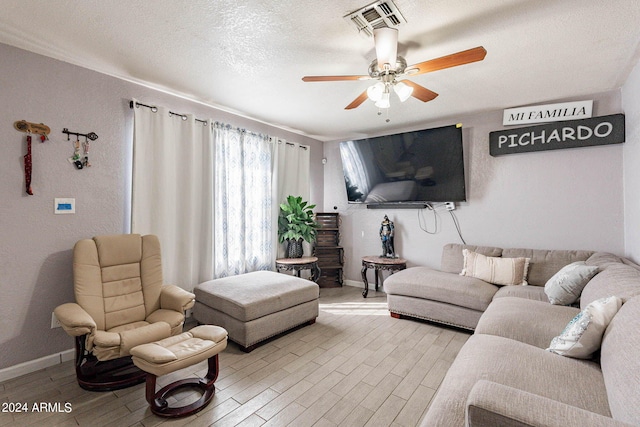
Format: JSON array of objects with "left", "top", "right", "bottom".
[
  {"left": 373, "top": 27, "right": 398, "bottom": 69},
  {"left": 402, "top": 80, "right": 439, "bottom": 102},
  {"left": 406, "top": 46, "right": 487, "bottom": 76},
  {"left": 302, "top": 75, "right": 370, "bottom": 82},
  {"left": 345, "top": 90, "right": 369, "bottom": 110}
]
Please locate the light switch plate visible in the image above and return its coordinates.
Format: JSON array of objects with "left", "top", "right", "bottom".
[{"left": 54, "top": 198, "right": 75, "bottom": 214}]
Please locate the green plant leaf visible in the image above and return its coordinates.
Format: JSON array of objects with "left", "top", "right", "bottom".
[{"left": 277, "top": 195, "right": 319, "bottom": 244}]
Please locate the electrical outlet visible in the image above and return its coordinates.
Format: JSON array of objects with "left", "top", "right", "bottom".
[
  {"left": 445, "top": 202, "right": 456, "bottom": 211},
  {"left": 51, "top": 312, "right": 62, "bottom": 329}
]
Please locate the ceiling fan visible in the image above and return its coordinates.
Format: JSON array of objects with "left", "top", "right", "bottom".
[{"left": 302, "top": 28, "right": 487, "bottom": 111}]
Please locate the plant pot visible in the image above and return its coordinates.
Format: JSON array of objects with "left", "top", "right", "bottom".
[{"left": 286, "top": 238, "right": 304, "bottom": 258}]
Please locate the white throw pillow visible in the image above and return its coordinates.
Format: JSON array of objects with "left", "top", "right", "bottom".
[
  {"left": 460, "top": 249, "right": 530, "bottom": 286},
  {"left": 545, "top": 261, "right": 599, "bottom": 305},
  {"left": 547, "top": 296, "right": 622, "bottom": 359}
]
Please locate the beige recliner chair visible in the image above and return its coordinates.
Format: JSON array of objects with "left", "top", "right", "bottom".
[{"left": 54, "top": 234, "right": 195, "bottom": 391}]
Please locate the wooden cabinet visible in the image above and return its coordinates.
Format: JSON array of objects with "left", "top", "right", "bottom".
[{"left": 313, "top": 213, "right": 344, "bottom": 288}]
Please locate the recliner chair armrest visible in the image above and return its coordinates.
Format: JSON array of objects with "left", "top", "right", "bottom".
[
  {"left": 160, "top": 285, "right": 195, "bottom": 312},
  {"left": 466, "top": 380, "right": 633, "bottom": 427},
  {"left": 54, "top": 303, "right": 96, "bottom": 337}
]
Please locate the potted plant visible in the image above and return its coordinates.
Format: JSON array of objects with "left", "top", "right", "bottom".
[{"left": 278, "top": 195, "right": 319, "bottom": 258}]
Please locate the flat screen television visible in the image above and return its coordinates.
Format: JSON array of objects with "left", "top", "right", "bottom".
[{"left": 339, "top": 124, "right": 465, "bottom": 205}]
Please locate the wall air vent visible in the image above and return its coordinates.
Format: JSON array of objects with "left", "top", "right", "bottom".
[{"left": 344, "top": 0, "right": 407, "bottom": 37}]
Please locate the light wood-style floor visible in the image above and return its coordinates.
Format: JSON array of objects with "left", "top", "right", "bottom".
[{"left": 0, "top": 286, "right": 470, "bottom": 427}]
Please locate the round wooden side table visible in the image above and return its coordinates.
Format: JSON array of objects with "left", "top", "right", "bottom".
[
  {"left": 361, "top": 255, "right": 407, "bottom": 298},
  {"left": 275, "top": 256, "right": 321, "bottom": 282}
]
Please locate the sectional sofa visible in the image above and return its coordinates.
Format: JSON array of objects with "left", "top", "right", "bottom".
[{"left": 384, "top": 244, "right": 640, "bottom": 426}]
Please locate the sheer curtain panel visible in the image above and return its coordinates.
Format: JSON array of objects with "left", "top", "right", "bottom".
[
  {"left": 131, "top": 101, "right": 214, "bottom": 290},
  {"left": 213, "top": 123, "right": 273, "bottom": 277}
]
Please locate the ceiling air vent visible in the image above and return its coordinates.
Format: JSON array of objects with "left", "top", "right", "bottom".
[{"left": 344, "top": 0, "right": 407, "bottom": 37}]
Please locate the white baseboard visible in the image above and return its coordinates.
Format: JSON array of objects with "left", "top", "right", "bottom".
[
  {"left": 0, "top": 349, "right": 74, "bottom": 383},
  {"left": 344, "top": 279, "right": 363, "bottom": 289},
  {"left": 343, "top": 278, "right": 385, "bottom": 292}
]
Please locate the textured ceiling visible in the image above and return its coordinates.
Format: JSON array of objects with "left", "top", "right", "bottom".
[{"left": 1, "top": 0, "right": 639, "bottom": 141}]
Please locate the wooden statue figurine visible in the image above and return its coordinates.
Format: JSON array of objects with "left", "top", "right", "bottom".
[{"left": 379, "top": 215, "right": 395, "bottom": 258}]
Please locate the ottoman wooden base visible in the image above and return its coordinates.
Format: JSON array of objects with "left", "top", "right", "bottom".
[
  {"left": 131, "top": 325, "right": 228, "bottom": 418},
  {"left": 144, "top": 355, "right": 219, "bottom": 418}
]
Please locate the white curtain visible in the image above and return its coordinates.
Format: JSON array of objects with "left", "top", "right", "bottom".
[
  {"left": 213, "top": 123, "right": 273, "bottom": 277},
  {"left": 132, "top": 101, "right": 311, "bottom": 288},
  {"left": 271, "top": 138, "right": 311, "bottom": 259},
  {"left": 132, "top": 101, "right": 214, "bottom": 290}
]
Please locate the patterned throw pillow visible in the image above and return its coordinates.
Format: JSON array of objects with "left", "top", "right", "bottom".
[
  {"left": 547, "top": 296, "right": 622, "bottom": 359},
  {"left": 544, "top": 261, "right": 599, "bottom": 305},
  {"left": 460, "top": 249, "right": 530, "bottom": 286}
]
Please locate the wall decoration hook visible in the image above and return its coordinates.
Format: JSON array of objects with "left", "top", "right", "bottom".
[
  {"left": 62, "top": 128, "right": 99, "bottom": 142},
  {"left": 14, "top": 120, "right": 50, "bottom": 136}
]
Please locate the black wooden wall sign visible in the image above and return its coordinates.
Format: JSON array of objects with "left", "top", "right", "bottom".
[{"left": 489, "top": 114, "right": 625, "bottom": 156}]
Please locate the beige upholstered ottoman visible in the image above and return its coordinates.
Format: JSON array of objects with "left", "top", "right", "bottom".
[
  {"left": 193, "top": 271, "right": 319, "bottom": 351},
  {"left": 131, "top": 325, "right": 227, "bottom": 417}
]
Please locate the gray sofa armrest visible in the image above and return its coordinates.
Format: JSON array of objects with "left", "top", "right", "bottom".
[{"left": 466, "top": 380, "right": 633, "bottom": 427}]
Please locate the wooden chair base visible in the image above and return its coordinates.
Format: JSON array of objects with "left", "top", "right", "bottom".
[
  {"left": 75, "top": 336, "right": 147, "bottom": 391},
  {"left": 145, "top": 354, "right": 220, "bottom": 418},
  {"left": 77, "top": 358, "right": 147, "bottom": 391}
]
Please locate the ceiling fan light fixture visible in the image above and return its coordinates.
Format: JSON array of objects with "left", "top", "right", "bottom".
[
  {"left": 394, "top": 81, "right": 413, "bottom": 102},
  {"left": 367, "top": 81, "right": 385, "bottom": 101},
  {"left": 373, "top": 27, "right": 398, "bottom": 70},
  {"left": 375, "top": 91, "right": 391, "bottom": 109}
]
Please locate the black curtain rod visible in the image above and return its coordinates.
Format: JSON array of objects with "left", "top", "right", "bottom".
[
  {"left": 130, "top": 100, "right": 208, "bottom": 124},
  {"left": 285, "top": 142, "right": 308, "bottom": 150},
  {"left": 130, "top": 100, "right": 308, "bottom": 150}
]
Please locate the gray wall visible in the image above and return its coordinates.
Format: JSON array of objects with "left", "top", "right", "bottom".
[
  {"left": 1, "top": 38, "right": 638, "bottom": 372},
  {"left": 324, "top": 91, "right": 627, "bottom": 281},
  {"left": 623, "top": 58, "right": 640, "bottom": 262},
  {"left": 0, "top": 43, "right": 323, "bottom": 370}
]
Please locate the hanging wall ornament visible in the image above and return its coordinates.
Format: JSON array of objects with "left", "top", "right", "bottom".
[
  {"left": 69, "top": 137, "right": 83, "bottom": 169},
  {"left": 82, "top": 140, "right": 91, "bottom": 167},
  {"left": 14, "top": 120, "right": 51, "bottom": 195},
  {"left": 24, "top": 134, "right": 34, "bottom": 195},
  {"left": 62, "top": 128, "right": 98, "bottom": 169},
  {"left": 14, "top": 120, "right": 50, "bottom": 136}
]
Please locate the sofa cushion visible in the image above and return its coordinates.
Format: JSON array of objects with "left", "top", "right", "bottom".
[
  {"left": 440, "top": 243, "right": 502, "bottom": 274},
  {"left": 384, "top": 267, "right": 498, "bottom": 312},
  {"left": 461, "top": 249, "right": 530, "bottom": 286},
  {"left": 586, "top": 252, "right": 627, "bottom": 269},
  {"left": 420, "top": 334, "right": 611, "bottom": 427},
  {"left": 476, "top": 297, "right": 579, "bottom": 348},
  {"left": 580, "top": 263, "right": 640, "bottom": 309},
  {"left": 492, "top": 284, "right": 549, "bottom": 301},
  {"left": 547, "top": 296, "right": 622, "bottom": 359},
  {"left": 502, "top": 248, "right": 594, "bottom": 286},
  {"left": 544, "top": 261, "right": 599, "bottom": 305},
  {"left": 601, "top": 296, "right": 640, "bottom": 425}
]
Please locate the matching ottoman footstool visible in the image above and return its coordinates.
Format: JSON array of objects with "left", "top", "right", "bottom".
[
  {"left": 193, "top": 270, "right": 319, "bottom": 352},
  {"left": 130, "top": 325, "right": 228, "bottom": 418}
]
